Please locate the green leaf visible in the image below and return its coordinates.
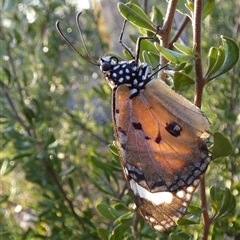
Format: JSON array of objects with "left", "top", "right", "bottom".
[
  {"left": 118, "top": 3, "right": 156, "bottom": 32},
  {"left": 175, "top": 0, "right": 192, "bottom": 19},
  {"left": 178, "top": 0, "right": 214, "bottom": 20},
  {"left": 206, "top": 36, "right": 239, "bottom": 81},
  {"left": 96, "top": 203, "right": 120, "bottom": 220},
  {"left": 173, "top": 71, "right": 195, "bottom": 91},
  {"left": 113, "top": 202, "right": 130, "bottom": 212},
  {"left": 13, "top": 29, "right": 22, "bottom": 44},
  {"left": 91, "top": 179, "right": 113, "bottom": 195},
  {"left": 140, "top": 38, "right": 158, "bottom": 55},
  {"left": 169, "top": 232, "right": 192, "bottom": 240},
  {"left": 155, "top": 42, "right": 193, "bottom": 64},
  {"left": 114, "top": 211, "right": 133, "bottom": 225},
  {"left": 205, "top": 47, "right": 218, "bottom": 77},
  {"left": 14, "top": 140, "right": 33, "bottom": 150},
  {"left": 58, "top": 165, "right": 75, "bottom": 177},
  {"left": 205, "top": 46, "right": 225, "bottom": 79},
  {"left": 185, "top": 0, "right": 194, "bottom": 15},
  {"left": 188, "top": 205, "right": 203, "bottom": 216},
  {"left": 109, "top": 142, "right": 119, "bottom": 156},
  {"left": 90, "top": 155, "right": 113, "bottom": 172},
  {"left": 46, "top": 133, "right": 57, "bottom": 148},
  {"left": 142, "top": 51, "right": 156, "bottom": 67},
  {"left": 22, "top": 105, "right": 35, "bottom": 123},
  {"left": 211, "top": 132, "right": 233, "bottom": 160},
  {"left": 137, "top": 38, "right": 159, "bottom": 63},
  {"left": 97, "top": 228, "right": 109, "bottom": 239},
  {"left": 173, "top": 43, "right": 193, "bottom": 56},
  {"left": 93, "top": 83, "right": 111, "bottom": 101},
  {"left": 202, "top": 0, "right": 215, "bottom": 19},
  {"left": 210, "top": 187, "right": 236, "bottom": 221},
  {"left": 183, "top": 63, "right": 193, "bottom": 74},
  {"left": 178, "top": 205, "right": 202, "bottom": 225},
  {"left": 150, "top": 6, "right": 164, "bottom": 26},
  {"left": 12, "top": 152, "right": 32, "bottom": 161},
  {"left": 0, "top": 67, "right": 12, "bottom": 86},
  {"left": 110, "top": 220, "right": 132, "bottom": 240},
  {"left": 177, "top": 214, "right": 200, "bottom": 225},
  {"left": 0, "top": 194, "right": 9, "bottom": 203},
  {"left": 216, "top": 188, "right": 236, "bottom": 220},
  {"left": 31, "top": 98, "right": 43, "bottom": 124}
]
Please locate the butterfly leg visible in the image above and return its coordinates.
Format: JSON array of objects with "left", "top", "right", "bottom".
[{"left": 119, "top": 19, "right": 136, "bottom": 59}]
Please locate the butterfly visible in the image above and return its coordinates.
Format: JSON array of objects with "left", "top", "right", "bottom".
[{"left": 56, "top": 12, "right": 211, "bottom": 232}]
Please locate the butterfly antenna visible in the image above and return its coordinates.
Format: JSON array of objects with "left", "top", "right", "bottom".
[
  {"left": 56, "top": 14, "right": 99, "bottom": 66},
  {"left": 76, "top": 12, "right": 99, "bottom": 65}
]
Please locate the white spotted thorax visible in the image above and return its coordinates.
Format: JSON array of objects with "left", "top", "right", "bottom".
[
  {"left": 100, "top": 56, "right": 151, "bottom": 97},
  {"left": 99, "top": 55, "right": 211, "bottom": 232}
]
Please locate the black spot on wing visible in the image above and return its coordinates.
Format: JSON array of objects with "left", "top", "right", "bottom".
[
  {"left": 155, "top": 132, "right": 161, "bottom": 143},
  {"left": 118, "top": 126, "right": 127, "bottom": 135},
  {"left": 165, "top": 122, "right": 182, "bottom": 137},
  {"left": 132, "top": 122, "right": 143, "bottom": 130}
]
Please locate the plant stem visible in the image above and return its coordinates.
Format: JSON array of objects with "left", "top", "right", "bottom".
[
  {"left": 169, "top": 16, "right": 190, "bottom": 49},
  {"left": 41, "top": 155, "right": 85, "bottom": 228},
  {"left": 161, "top": 0, "right": 178, "bottom": 62},
  {"left": 193, "top": 0, "right": 205, "bottom": 108},
  {"left": 193, "top": 0, "right": 211, "bottom": 238},
  {"left": 158, "top": 0, "right": 178, "bottom": 79},
  {"left": 1, "top": 83, "right": 33, "bottom": 137}
]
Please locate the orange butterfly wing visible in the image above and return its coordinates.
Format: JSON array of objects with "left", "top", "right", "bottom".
[{"left": 113, "top": 79, "right": 211, "bottom": 231}]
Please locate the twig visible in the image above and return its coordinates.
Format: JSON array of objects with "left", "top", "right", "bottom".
[
  {"left": 160, "top": 0, "right": 178, "bottom": 65},
  {"left": 192, "top": 0, "right": 211, "bottom": 239},
  {"left": 1, "top": 83, "right": 32, "bottom": 137},
  {"left": 5, "top": 33, "right": 25, "bottom": 106},
  {"left": 199, "top": 176, "right": 211, "bottom": 239},
  {"left": 169, "top": 16, "right": 190, "bottom": 49},
  {"left": 41, "top": 155, "right": 85, "bottom": 228},
  {"left": 193, "top": 0, "right": 206, "bottom": 108},
  {"left": 143, "top": 0, "right": 148, "bottom": 14}
]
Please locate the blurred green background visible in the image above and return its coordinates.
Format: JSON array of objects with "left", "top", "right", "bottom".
[{"left": 1, "top": 0, "right": 239, "bottom": 239}]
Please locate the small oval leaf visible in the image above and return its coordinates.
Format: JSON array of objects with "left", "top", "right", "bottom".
[
  {"left": 173, "top": 71, "right": 195, "bottom": 91},
  {"left": 205, "top": 46, "right": 225, "bottom": 80},
  {"left": 211, "top": 187, "right": 236, "bottom": 221},
  {"left": 173, "top": 43, "right": 193, "bottom": 56},
  {"left": 96, "top": 204, "right": 119, "bottom": 220},
  {"left": 211, "top": 132, "right": 233, "bottom": 160},
  {"left": 150, "top": 6, "right": 164, "bottom": 26},
  {"left": 207, "top": 36, "right": 239, "bottom": 81},
  {"left": 205, "top": 47, "right": 218, "bottom": 77},
  {"left": 118, "top": 3, "right": 156, "bottom": 32},
  {"left": 155, "top": 42, "right": 193, "bottom": 64}
]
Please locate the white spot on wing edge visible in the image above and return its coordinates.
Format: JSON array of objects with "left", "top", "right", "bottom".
[
  {"left": 123, "top": 167, "right": 128, "bottom": 176},
  {"left": 186, "top": 185, "right": 195, "bottom": 193},
  {"left": 176, "top": 190, "right": 185, "bottom": 199},
  {"left": 154, "top": 225, "right": 164, "bottom": 231},
  {"left": 129, "top": 179, "right": 173, "bottom": 205}
]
